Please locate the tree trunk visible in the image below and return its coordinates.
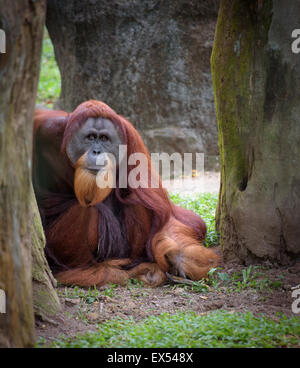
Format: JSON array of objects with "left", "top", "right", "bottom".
[
  {"left": 0, "top": 0, "right": 60, "bottom": 348},
  {"left": 31, "top": 186, "right": 61, "bottom": 323},
  {"left": 211, "top": 0, "right": 300, "bottom": 264},
  {"left": 46, "top": 0, "right": 220, "bottom": 170}
]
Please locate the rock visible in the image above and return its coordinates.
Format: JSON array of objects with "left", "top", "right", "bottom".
[
  {"left": 126, "top": 301, "right": 137, "bottom": 309},
  {"left": 87, "top": 312, "right": 100, "bottom": 321},
  {"left": 65, "top": 298, "right": 81, "bottom": 306},
  {"left": 288, "top": 263, "right": 300, "bottom": 274},
  {"left": 46, "top": 0, "right": 220, "bottom": 170}
]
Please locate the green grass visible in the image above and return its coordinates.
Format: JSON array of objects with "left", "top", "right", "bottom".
[
  {"left": 170, "top": 192, "right": 219, "bottom": 246},
  {"left": 37, "top": 32, "right": 61, "bottom": 108},
  {"left": 161, "top": 265, "right": 285, "bottom": 294},
  {"left": 227, "top": 266, "right": 284, "bottom": 292},
  {"left": 58, "top": 284, "right": 118, "bottom": 302},
  {"left": 40, "top": 310, "right": 299, "bottom": 348},
  {"left": 209, "top": 265, "right": 285, "bottom": 293}
]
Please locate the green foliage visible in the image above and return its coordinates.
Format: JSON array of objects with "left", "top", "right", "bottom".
[
  {"left": 37, "top": 31, "right": 61, "bottom": 108},
  {"left": 44, "top": 310, "right": 300, "bottom": 348},
  {"left": 59, "top": 285, "right": 98, "bottom": 303},
  {"left": 170, "top": 193, "right": 219, "bottom": 246},
  {"left": 126, "top": 278, "right": 145, "bottom": 289},
  {"left": 167, "top": 265, "right": 285, "bottom": 294},
  {"left": 58, "top": 284, "right": 118, "bottom": 302},
  {"left": 205, "top": 266, "right": 284, "bottom": 293},
  {"left": 103, "top": 284, "right": 118, "bottom": 298}
]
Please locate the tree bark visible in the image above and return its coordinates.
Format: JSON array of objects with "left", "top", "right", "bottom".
[
  {"left": 46, "top": 0, "right": 220, "bottom": 170},
  {"left": 31, "top": 187, "right": 61, "bottom": 323},
  {"left": 0, "top": 0, "right": 60, "bottom": 348},
  {"left": 211, "top": 0, "right": 300, "bottom": 264}
]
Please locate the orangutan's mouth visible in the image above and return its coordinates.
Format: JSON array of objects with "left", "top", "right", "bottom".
[{"left": 87, "top": 166, "right": 106, "bottom": 175}]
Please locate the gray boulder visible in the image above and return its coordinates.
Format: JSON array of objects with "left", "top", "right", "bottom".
[{"left": 46, "top": 0, "right": 220, "bottom": 170}]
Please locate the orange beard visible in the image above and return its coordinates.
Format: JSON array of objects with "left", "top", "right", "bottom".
[{"left": 74, "top": 154, "right": 114, "bottom": 207}]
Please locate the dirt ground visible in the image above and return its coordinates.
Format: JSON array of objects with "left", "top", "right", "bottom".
[
  {"left": 36, "top": 250, "right": 300, "bottom": 345},
  {"left": 163, "top": 171, "right": 220, "bottom": 194},
  {"left": 35, "top": 173, "right": 300, "bottom": 345}
]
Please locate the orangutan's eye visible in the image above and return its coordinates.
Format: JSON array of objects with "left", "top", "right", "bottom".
[
  {"left": 87, "top": 134, "right": 96, "bottom": 141},
  {"left": 99, "top": 135, "right": 109, "bottom": 142}
]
